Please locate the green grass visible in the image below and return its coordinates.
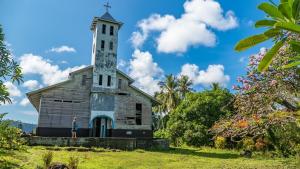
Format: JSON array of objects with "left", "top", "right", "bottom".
[{"left": 0, "top": 146, "right": 299, "bottom": 169}]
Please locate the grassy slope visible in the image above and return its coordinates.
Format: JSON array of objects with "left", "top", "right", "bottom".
[{"left": 0, "top": 146, "right": 299, "bottom": 169}]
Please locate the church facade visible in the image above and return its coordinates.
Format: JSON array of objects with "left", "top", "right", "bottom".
[{"left": 27, "top": 11, "right": 158, "bottom": 138}]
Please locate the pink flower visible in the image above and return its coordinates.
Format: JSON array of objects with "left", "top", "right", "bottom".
[{"left": 270, "top": 80, "right": 277, "bottom": 86}]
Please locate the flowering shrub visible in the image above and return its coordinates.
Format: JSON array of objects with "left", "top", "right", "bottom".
[
  {"left": 211, "top": 40, "right": 299, "bottom": 156},
  {"left": 214, "top": 136, "right": 226, "bottom": 149}
]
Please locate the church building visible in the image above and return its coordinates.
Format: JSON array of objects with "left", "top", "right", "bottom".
[{"left": 27, "top": 7, "right": 158, "bottom": 138}]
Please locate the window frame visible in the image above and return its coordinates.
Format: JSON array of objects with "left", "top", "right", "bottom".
[
  {"left": 107, "top": 75, "right": 112, "bottom": 86},
  {"left": 136, "top": 103, "right": 142, "bottom": 125},
  {"left": 99, "top": 74, "right": 103, "bottom": 86},
  {"left": 82, "top": 75, "right": 87, "bottom": 86},
  {"left": 109, "top": 41, "right": 113, "bottom": 51},
  {"left": 110, "top": 26, "right": 114, "bottom": 35},
  {"left": 101, "top": 40, "right": 105, "bottom": 50},
  {"left": 102, "top": 24, "right": 106, "bottom": 34}
]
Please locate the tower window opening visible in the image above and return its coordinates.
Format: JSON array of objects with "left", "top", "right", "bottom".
[
  {"left": 101, "top": 40, "right": 105, "bottom": 50},
  {"left": 99, "top": 75, "right": 103, "bottom": 86},
  {"left": 110, "top": 26, "right": 114, "bottom": 35},
  {"left": 109, "top": 42, "right": 113, "bottom": 50},
  {"left": 102, "top": 24, "right": 106, "bottom": 34},
  {"left": 107, "top": 75, "right": 111, "bottom": 86}
]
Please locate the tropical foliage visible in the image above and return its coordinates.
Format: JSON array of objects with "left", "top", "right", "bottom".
[
  {"left": 235, "top": 0, "right": 300, "bottom": 71},
  {"left": 0, "top": 25, "right": 24, "bottom": 151},
  {"left": 0, "top": 25, "right": 23, "bottom": 105},
  {"left": 0, "top": 113, "right": 24, "bottom": 150},
  {"left": 212, "top": 44, "right": 300, "bottom": 156},
  {"left": 164, "top": 86, "right": 234, "bottom": 146},
  {"left": 153, "top": 75, "right": 193, "bottom": 131}
]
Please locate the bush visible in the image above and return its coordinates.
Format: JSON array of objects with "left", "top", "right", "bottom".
[
  {"left": 242, "top": 137, "right": 255, "bottom": 151},
  {"left": 267, "top": 122, "right": 300, "bottom": 157},
  {"left": 68, "top": 156, "right": 79, "bottom": 169},
  {"left": 42, "top": 151, "right": 53, "bottom": 168},
  {"left": 0, "top": 113, "right": 24, "bottom": 150},
  {"left": 255, "top": 137, "right": 268, "bottom": 152},
  {"left": 214, "top": 136, "right": 226, "bottom": 149},
  {"left": 167, "top": 90, "right": 234, "bottom": 147},
  {"left": 154, "top": 129, "right": 169, "bottom": 139}
]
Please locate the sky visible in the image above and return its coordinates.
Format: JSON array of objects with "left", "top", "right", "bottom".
[{"left": 0, "top": 0, "right": 274, "bottom": 124}]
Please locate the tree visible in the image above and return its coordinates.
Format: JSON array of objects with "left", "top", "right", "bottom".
[
  {"left": 0, "top": 113, "right": 24, "bottom": 150},
  {"left": 177, "top": 75, "right": 193, "bottom": 99},
  {"left": 211, "top": 46, "right": 299, "bottom": 156},
  {"left": 0, "top": 25, "right": 22, "bottom": 105},
  {"left": 157, "top": 74, "right": 180, "bottom": 113},
  {"left": 0, "top": 25, "right": 24, "bottom": 150},
  {"left": 235, "top": 0, "right": 300, "bottom": 71},
  {"left": 167, "top": 87, "right": 234, "bottom": 146}
]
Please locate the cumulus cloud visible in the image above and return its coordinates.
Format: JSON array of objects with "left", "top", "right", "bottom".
[
  {"left": 23, "top": 80, "right": 40, "bottom": 90},
  {"left": 129, "top": 50, "right": 163, "bottom": 95},
  {"left": 4, "top": 82, "right": 21, "bottom": 97},
  {"left": 19, "top": 53, "right": 86, "bottom": 85},
  {"left": 48, "top": 45, "right": 76, "bottom": 53},
  {"left": 179, "top": 64, "right": 230, "bottom": 87},
  {"left": 20, "top": 98, "right": 30, "bottom": 106},
  {"left": 131, "top": 0, "right": 238, "bottom": 53}
]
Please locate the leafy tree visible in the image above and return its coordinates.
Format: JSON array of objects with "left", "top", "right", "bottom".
[
  {"left": 0, "top": 25, "right": 24, "bottom": 150},
  {"left": 0, "top": 25, "right": 22, "bottom": 105},
  {"left": 167, "top": 87, "right": 234, "bottom": 146},
  {"left": 212, "top": 46, "right": 299, "bottom": 156},
  {"left": 235, "top": 0, "right": 300, "bottom": 71},
  {"left": 177, "top": 75, "right": 193, "bottom": 99}
]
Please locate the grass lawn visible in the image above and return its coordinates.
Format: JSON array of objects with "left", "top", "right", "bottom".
[{"left": 0, "top": 146, "right": 299, "bottom": 169}]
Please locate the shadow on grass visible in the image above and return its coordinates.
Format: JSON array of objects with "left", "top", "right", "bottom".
[
  {"left": 0, "top": 159, "right": 20, "bottom": 169},
  {"left": 150, "top": 147, "right": 240, "bottom": 159}
]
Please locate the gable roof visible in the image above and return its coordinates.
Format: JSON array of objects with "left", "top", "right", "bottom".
[
  {"left": 100, "top": 12, "right": 116, "bottom": 22},
  {"left": 90, "top": 12, "right": 123, "bottom": 31},
  {"left": 27, "top": 66, "right": 159, "bottom": 111}
]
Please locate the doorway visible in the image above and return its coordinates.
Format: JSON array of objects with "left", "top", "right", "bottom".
[{"left": 92, "top": 116, "right": 112, "bottom": 137}]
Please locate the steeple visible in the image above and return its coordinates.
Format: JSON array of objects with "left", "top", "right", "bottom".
[{"left": 90, "top": 2, "right": 123, "bottom": 90}]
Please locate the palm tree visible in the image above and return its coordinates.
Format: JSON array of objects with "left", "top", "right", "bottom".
[
  {"left": 235, "top": 0, "right": 300, "bottom": 71},
  {"left": 211, "top": 83, "right": 221, "bottom": 91},
  {"left": 161, "top": 75, "right": 179, "bottom": 113},
  {"left": 177, "top": 75, "right": 193, "bottom": 99}
]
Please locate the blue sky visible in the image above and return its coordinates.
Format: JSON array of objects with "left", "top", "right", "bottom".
[{"left": 0, "top": 0, "right": 273, "bottom": 124}]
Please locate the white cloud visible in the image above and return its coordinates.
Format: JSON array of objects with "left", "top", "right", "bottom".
[
  {"left": 61, "top": 60, "right": 68, "bottom": 64},
  {"left": 20, "top": 98, "right": 30, "bottom": 106},
  {"left": 4, "top": 82, "right": 21, "bottom": 97},
  {"left": 131, "top": 0, "right": 238, "bottom": 53},
  {"left": 129, "top": 50, "right": 163, "bottom": 95},
  {"left": 19, "top": 53, "right": 86, "bottom": 85},
  {"left": 23, "top": 80, "right": 40, "bottom": 90},
  {"left": 179, "top": 64, "right": 230, "bottom": 87},
  {"left": 48, "top": 45, "right": 76, "bottom": 53}
]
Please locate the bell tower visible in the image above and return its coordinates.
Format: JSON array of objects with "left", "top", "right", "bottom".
[{"left": 90, "top": 2, "right": 123, "bottom": 90}]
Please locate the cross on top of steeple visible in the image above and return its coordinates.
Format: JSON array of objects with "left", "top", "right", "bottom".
[{"left": 104, "top": 1, "right": 111, "bottom": 12}]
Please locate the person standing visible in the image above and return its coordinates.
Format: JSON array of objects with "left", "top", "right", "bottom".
[{"left": 71, "top": 116, "right": 77, "bottom": 138}]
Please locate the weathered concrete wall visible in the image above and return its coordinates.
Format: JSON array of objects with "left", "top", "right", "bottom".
[
  {"left": 38, "top": 68, "right": 92, "bottom": 129},
  {"left": 114, "top": 83, "right": 152, "bottom": 130},
  {"left": 26, "top": 137, "right": 169, "bottom": 150}
]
